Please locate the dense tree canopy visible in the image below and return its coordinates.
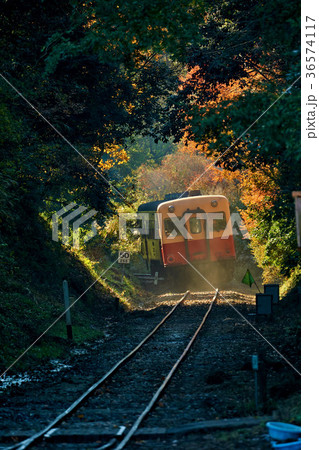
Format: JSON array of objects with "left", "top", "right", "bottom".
[
  {"left": 0, "top": 0, "right": 205, "bottom": 215},
  {"left": 0, "top": 0, "right": 300, "bottom": 285},
  {"left": 163, "top": 0, "right": 300, "bottom": 168},
  {"left": 0, "top": 0, "right": 206, "bottom": 292},
  {"left": 157, "top": 0, "right": 300, "bottom": 281}
]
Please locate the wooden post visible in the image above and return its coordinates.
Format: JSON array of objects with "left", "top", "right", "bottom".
[
  {"left": 252, "top": 354, "right": 266, "bottom": 413},
  {"left": 252, "top": 354, "right": 259, "bottom": 412},
  {"left": 292, "top": 191, "right": 301, "bottom": 249},
  {"left": 121, "top": 263, "right": 125, "bottom": 284},
  {"left": 260, "top": 365, "right": 267, "bottom": 407},
  {"left": 63, "top": 280, "right": 73, "bottom": 340}
]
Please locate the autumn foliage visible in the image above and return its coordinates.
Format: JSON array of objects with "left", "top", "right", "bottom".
[{"left": 136, "top": 142, "right": 240, "bottom": 202}]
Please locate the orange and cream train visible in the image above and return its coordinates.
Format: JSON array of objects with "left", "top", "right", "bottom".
[{"left": 138, "top": 191, "right": 236, "bottom": 284}]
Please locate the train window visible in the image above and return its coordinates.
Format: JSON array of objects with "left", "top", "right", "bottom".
[
  {"left": 189, "top": 217, "right": 202, "bottom": 234},
  {"left": 212, "top": 212, "right": 227, "bottom": 232},
  {"left": 164, "top": 218, "right": 182, "bottom": 237}
]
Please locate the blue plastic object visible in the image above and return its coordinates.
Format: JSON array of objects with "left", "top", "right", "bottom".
[
  {"left": 266, "top": 422, "right": 301, "bottom": 441},
  {"left": 271, "top": 438, "right": 301, "bottom": 449}
]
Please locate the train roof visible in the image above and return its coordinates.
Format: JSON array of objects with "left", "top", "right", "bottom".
[
  {"left": 138, "top": 199, "right": 163, "bottom": 212},
  {"left": 137, "top": 192, "right": 190, "bottom": 212},
  {"left": 157, "top": 194, "right": 228, "bottom": 210}
]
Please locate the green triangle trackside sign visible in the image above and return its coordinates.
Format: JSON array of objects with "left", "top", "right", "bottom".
[{"left": 242, "top": 269, "right": 255, "bottom": 287}]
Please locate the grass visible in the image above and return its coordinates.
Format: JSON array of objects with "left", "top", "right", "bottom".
[
  {"left": 76, "top": 242, "right": 147, "bottom": 309},
  {"left": 276, "top": 393, "right": 301, "bottom": 425},
  {"left": 280, "top": 265, "right": 301, "bottom": 298},
  {"left": 0, "top": 228, "right": 149, "bottom": 375},
  {"left": 0, "top": 287, "right": 106, "bottom": 373},
  {"left": 212, "top": 423, "right": 269, "bottom": 449}
]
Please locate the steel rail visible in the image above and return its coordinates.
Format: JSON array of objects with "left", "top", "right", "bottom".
[
  {"left": 101, "top": 289, "right": 219, "bottom": 450},
  {"left": 13, "top": 291, "right": 190, "bottom": 450}
]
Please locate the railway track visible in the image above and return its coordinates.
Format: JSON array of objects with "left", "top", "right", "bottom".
[{"left": 8, "top": 289, "right": 219, "bottom": 449}]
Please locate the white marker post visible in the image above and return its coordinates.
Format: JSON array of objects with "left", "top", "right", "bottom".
[
  {"left": 118, "top": 251, "right": 130, "bottom": 284},
  {"left": 63, "top": 280, "right": 73, "bottom": 340}
]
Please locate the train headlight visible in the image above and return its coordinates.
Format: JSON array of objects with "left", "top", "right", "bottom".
[
  {"left": 211, "top": 200, "right": 218, "bottom": 207},
  {"left": 168, "top": 205, "right": 175, "bottom": 213}
]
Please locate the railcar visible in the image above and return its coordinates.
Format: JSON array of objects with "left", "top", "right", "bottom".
[{"left": 138, "top": 191, "right": 236, "bottom": 284}]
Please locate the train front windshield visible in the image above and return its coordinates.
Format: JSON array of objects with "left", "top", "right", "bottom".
[{"left": 163, "top": 213, "right": 227, "bottom": 239}]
